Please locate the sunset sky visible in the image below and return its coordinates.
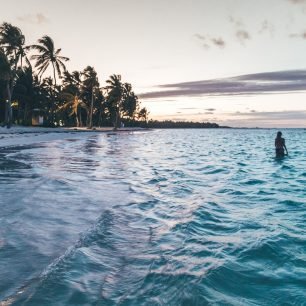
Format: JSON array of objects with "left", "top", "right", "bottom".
[{"left": 1, "top": 0, "right": 306, "bottom": 127}]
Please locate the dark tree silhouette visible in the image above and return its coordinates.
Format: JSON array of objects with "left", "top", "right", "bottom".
[
  {"left": 0, "top": 22, "right": 30, "bottom": 127},
  {"left": 105, "top": 74, "right": 123, "bottom": 130},
  {"left": 31, "top": 35, "right": 69, "bottom": 85}
]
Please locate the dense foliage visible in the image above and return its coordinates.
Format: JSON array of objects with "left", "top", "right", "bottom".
[{"left": 0, "top": 22, "right": 148, "bottom": 128}]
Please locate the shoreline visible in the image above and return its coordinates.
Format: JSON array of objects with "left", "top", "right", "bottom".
[
  {"left": 0, "top": 126, "right": 148, "bottom": 149},
  {"left": 1, "top": 125, "right": 303, "bottom": 150}
]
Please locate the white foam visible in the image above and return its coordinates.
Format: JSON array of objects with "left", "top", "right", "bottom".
[{"left": 0, "top": 126, "right": 146, "bottom": 149}]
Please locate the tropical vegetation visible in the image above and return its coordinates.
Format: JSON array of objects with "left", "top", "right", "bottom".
[{"left": 0, "top": 22, "right": 149, "bottom": 129}]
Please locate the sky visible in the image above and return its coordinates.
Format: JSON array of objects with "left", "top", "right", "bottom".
[{"left": 1, "top": 0, "right": 306, "bottom": 127}]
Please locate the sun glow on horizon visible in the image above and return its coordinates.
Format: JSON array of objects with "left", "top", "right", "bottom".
[
  {"left": 142, "top": 92, "right": 306, "bottom": 127},
  {"left": 1, "top": 0, "right": 306, "bottom": 127}
]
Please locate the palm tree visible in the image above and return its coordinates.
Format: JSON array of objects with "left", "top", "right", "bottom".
[
  {"left": 0, "top": 22, "right": 31, "bottom": 69},
  {"left": 122, "top": 82, "right": 139, "bottom": 120},
  {"left": 60, "top": 70, "right": 88, "bottom": 127},
  {"left": 95, "top": 90, "right": 106, "bottom": 127},
  {"left": 59, "top": 93, "right": 88, "bottom": 127},
  {"left": 0, "top": 22, "right": 30, "bottom": 127},
  {"left": 39, "top": 77, "right": 55, "bottom": 124},
  {"left": 31, "top": 36, "right": 69, "bottom": 126},
  {"left": 138, "top": 107, "right": 149, "bottom": 124},
  {"left": 62, "top": 70, "right": 82, "bottom": 89},
  {"left": 31, "top": 36, "right": 69, "bottom": 85},
  {"left": 13, "top": 67, "right": 36, "bottom": 124},
  {"left": 81, "top": 66, "right": 99, "bottom": 128},
  {"left": 105, "top": 74, "right": 123, "bottom": 130},
  {"left": 0, "top": 48, "right": 13, "bottom": 126},
  {"left": 0, "top": 49, "right": 11, "bottom": 80}
]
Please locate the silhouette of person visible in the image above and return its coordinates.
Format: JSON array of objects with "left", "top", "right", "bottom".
[{"left": 275, "top": 131, "right": 288, "bottom": 158}]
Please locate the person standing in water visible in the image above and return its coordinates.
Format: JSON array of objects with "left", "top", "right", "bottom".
[{"left": 275, "top": 131, "right": 288, "bottom": 158}]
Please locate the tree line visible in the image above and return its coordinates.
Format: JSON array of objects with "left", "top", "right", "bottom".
[
  {"left": 145, "top": 120, "right": 220, "bottom": 128},
  {"left": 0, "top": 22, "right": 149, "bottom": 129}
]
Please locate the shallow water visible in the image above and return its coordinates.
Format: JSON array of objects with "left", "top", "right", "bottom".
[{"left": 0, "top": 129, "right": 305, "bottom": 305}]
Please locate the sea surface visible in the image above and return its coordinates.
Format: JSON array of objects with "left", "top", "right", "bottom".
[{"left": 0, "top": 129, "right": 305, "bottom": 306}]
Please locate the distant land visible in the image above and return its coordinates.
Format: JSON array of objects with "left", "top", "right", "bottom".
[{"left": 125, "top": 119, "right": 228, "bottom": 129}]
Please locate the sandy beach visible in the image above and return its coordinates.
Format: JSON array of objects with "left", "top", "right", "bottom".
[{"left": 0, "top": 126, "right": 146, "bottom": 149}]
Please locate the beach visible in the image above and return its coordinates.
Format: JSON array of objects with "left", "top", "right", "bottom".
[
  {"left": 0, "top": 126, "right": 146, "bottom": 149},
  {"left": 1, "top": 0, "right": 306, "bottom": 304}
]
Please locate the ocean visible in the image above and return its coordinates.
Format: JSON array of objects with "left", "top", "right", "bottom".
[{"left": 0, "top": 129, "right": 305, "bottom": 305}]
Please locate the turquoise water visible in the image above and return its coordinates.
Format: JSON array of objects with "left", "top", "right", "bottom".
[{"left": 0, "top": 129, "right": 305, "bottom": 305}]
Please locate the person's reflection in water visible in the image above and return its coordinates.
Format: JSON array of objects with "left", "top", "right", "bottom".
[{"left": 275, "top": 131, "right": 288, "bottom": 158}]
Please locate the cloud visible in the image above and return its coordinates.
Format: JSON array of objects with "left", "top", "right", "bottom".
[
  {"left": 194, "top": 34, "right": 206, "bottom": 40},
  {"left": 229, "top": 110, "right": 306, "bottom": 120},
  {"left": 286, "top": 0, "right": 306, "bottom": 12},
  {"left": 289, "top": 31, "right": 306, "bottom": 39},
  {"left": 224, "top": 110, "right": 306, "bottom": 127},
  {"left": 139, "top": 70, "right": 306, "bottom": 99},
  {"left": 196, "top": 15, "right": 254, "bottom": 49},
  {"left": 194, "top": 33, "right": 210, "bottom": 49},
  {"left": 234, "top": 110, "right": 305, "bottom": 118},
  {"left": 179, "top": 107, "right": 199, "bottom": 110},
  {"left": 236, "top": 30, "right": 251, "bottom": 45},
  {"left": 228, "top": 16, "right": 252, "bottom": 45},
  {"left": 194, "top": 33, "right": 225, "bottom": 49},
  {"left": 165, "top": 117, "right": 188, "bottom": 121},
  {"left": 258, "top": 20, "right": 275, "bottom": 36},
  {"left": 287, "top": 0, "right": 306, "bottom": 3},
  {"left": 17, "top": 13, "right": 49, "bottom": 24},
  {"left": 229, "top": 16, "right": 244, "bottom": 27},
  {"left": 211, "top": 38, "right": 225, "bottom": 48}
]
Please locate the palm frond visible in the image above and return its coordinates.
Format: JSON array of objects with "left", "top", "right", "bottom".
[
  {"left": 37, "top": 62, "right": 49, "bottom": 76},
  {"left": 57, "top": 55, "right": 69, "bottom": 62},
  {"left": 57, "top": 59, "right": 67, "bottom": 72},
  {"left": 30, "top": 44, "right": 48, "bottom": 54},
  {"left": 55, "top": 61, "right": 62, "bottom": 78}
]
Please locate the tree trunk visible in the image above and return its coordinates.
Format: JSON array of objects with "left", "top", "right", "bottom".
[
  {"left": 24, "top": 101, "right": 29, "bottom": 125},
  {"left": 88, "top": 88, "right": 94, "bottom": 129},
  {"left": 50, "top": 91, "right": 55, "bottom": 127},
  {"left": 51, "top": 62, "right": 57, "bottom": 127},
  {"left": 75, "top": 111, "right": 80, "bottom": 127},
  {"left": 113, "top": 107, "right": 120, "bottom": 130},
  {"left": 5, "top": 82, "right": 12, "bottom": 128},
  {"left": 98, "top": 106, "right": 103, "bottom": 127},
  {"left": 79, "top": 112, "right": 83, "bottom": 127},
  {"left": 52, "top": 62, "right": 57, "bottom": 87}
]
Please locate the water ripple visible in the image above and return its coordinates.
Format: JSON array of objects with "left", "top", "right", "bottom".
[{"left": 0, "top": 129, "right": 305, "bottom": 305}]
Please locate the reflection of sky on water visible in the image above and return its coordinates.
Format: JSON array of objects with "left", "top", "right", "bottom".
[{"left": 0, "top": 129, "right": 305, "bottom": 304}]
